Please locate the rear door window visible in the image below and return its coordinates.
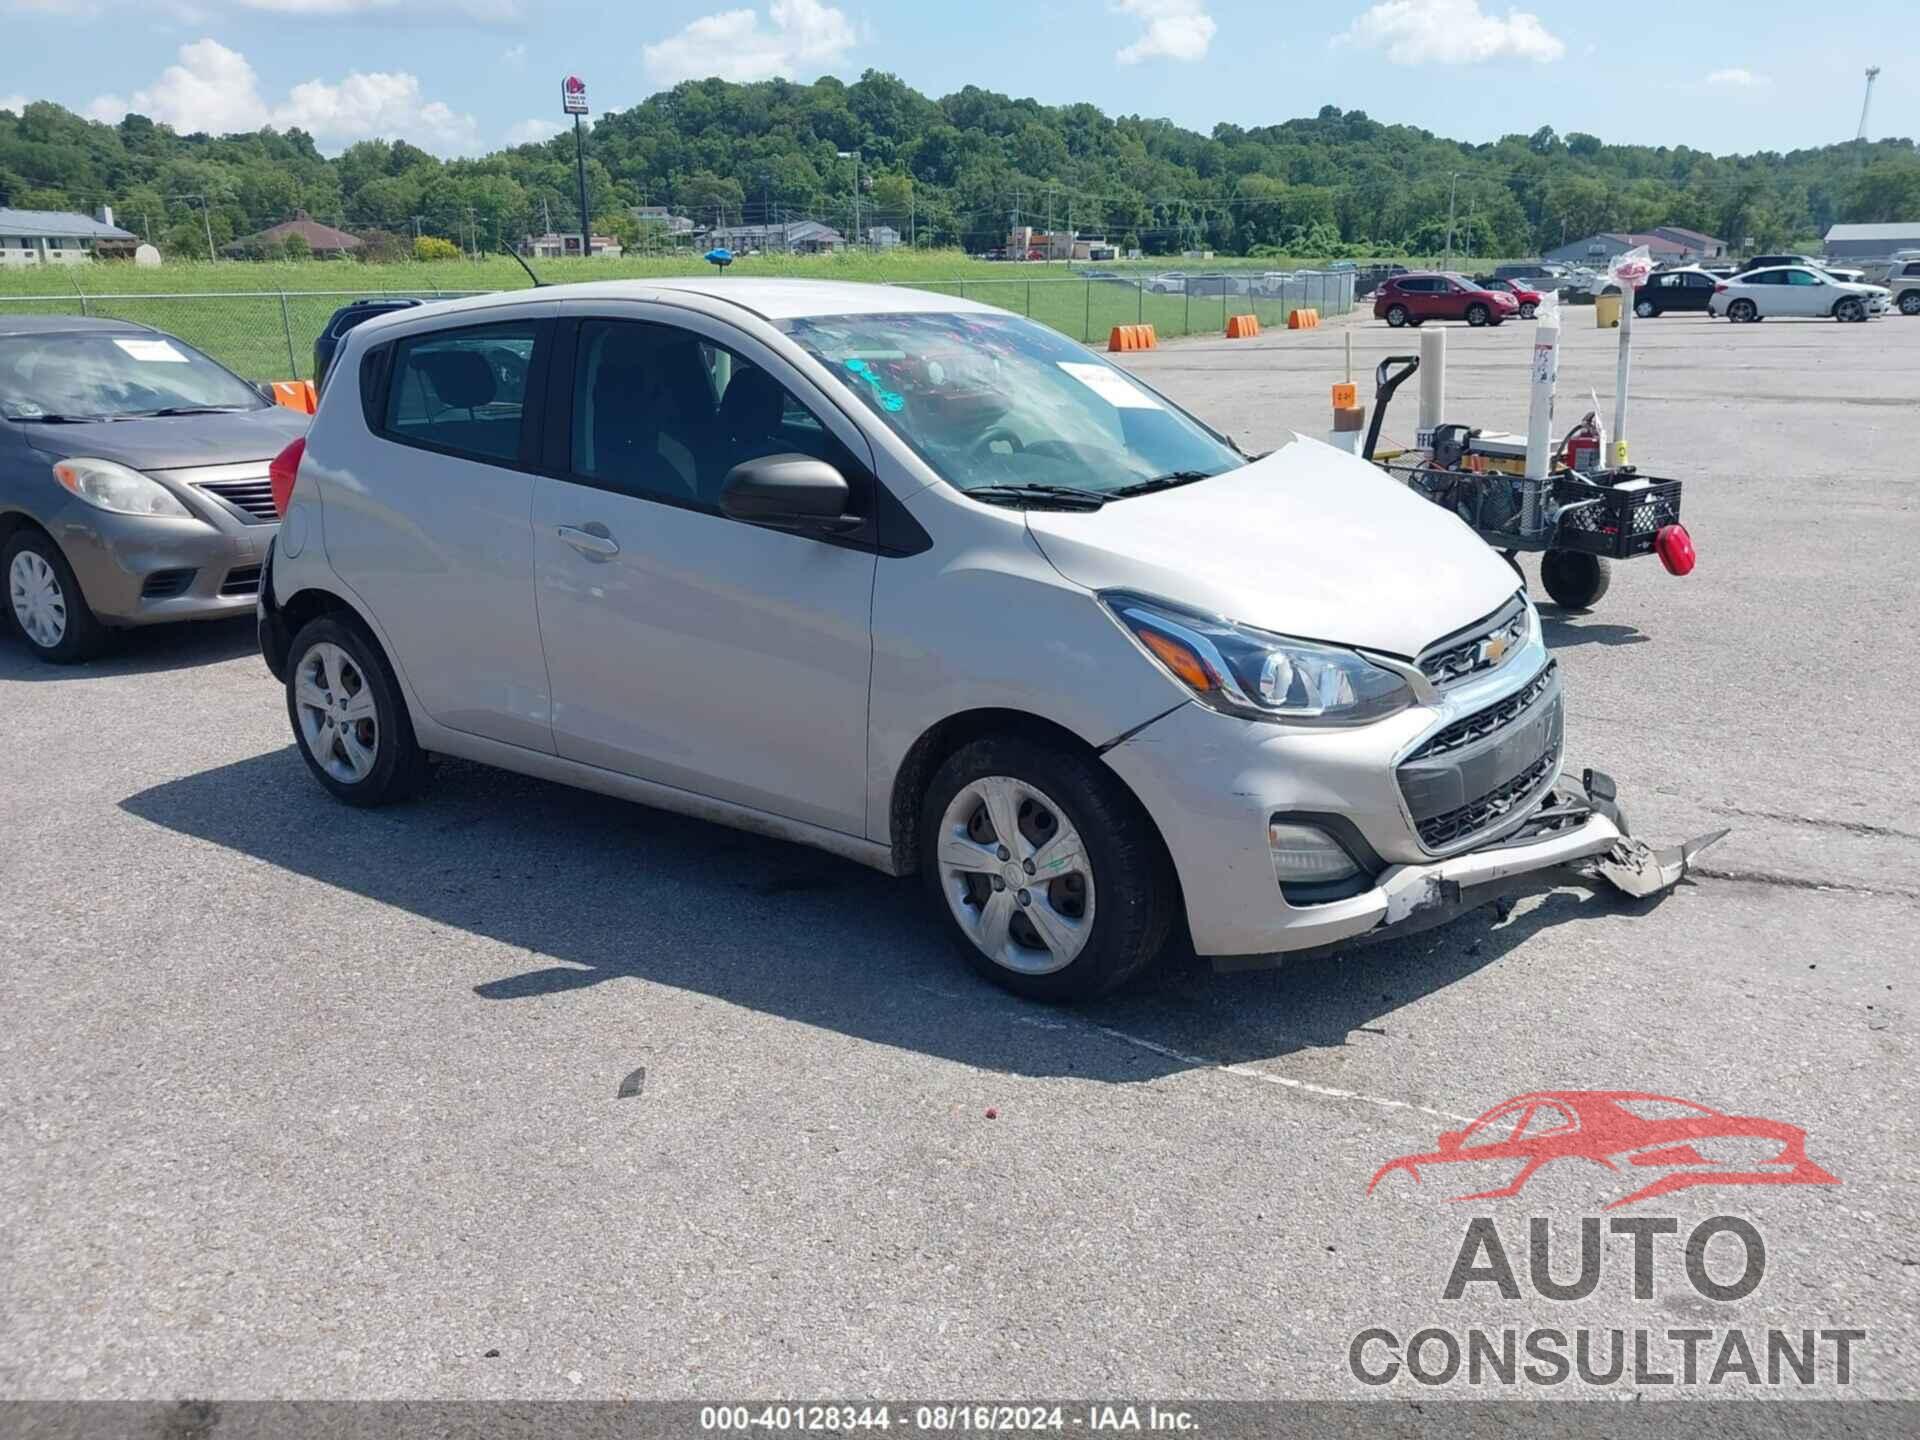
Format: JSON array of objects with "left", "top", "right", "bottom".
[{"left": 384, "top": 322, "right": 539, "bottom": 465}]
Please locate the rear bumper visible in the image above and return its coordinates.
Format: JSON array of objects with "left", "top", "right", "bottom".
[{"left": 256, "top": 537, "right": 291, "bottom": 681}]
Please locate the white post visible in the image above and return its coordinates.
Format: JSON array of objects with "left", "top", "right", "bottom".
[
  {"left": 1523, "top": 299, "right": 1562, "bottom": 537},
  {"left": 1611, "top": 298, "right": 1634, "bottom": 467},
  {"left": 1417, "top": 326, "right": 1446, "bottom": 448}
]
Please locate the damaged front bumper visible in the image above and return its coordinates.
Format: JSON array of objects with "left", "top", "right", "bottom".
[{"left": 1219, "top": 771, "right": 1728, "bottom": 972}]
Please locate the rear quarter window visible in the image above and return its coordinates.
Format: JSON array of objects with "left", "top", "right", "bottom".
[{"left": 381, "top": 322, "right": 538, "bottom": 466}]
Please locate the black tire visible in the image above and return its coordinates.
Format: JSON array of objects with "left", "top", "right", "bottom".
[
  {"left": 1898, "top": 291, "right": 1920, "bottom": 317},
  {"left": 1727, "top": 299, "right": 1757, "bottom": 323},
  {"left": 284, "top": 614, "right": 430, "bottom": 806},
  {"left": 4, "top": 529, "right": 107, "bottom": 664},
  {"left": 1518, "top": 302, "right": 1537, "bottom": 319},
  {"left": 1539, "top": 549, "right": 1612, "bottom": 610},
  {"left": 1634, "top": 299, "right": 1656, "bottom": 319},
  {"left": 1834, "top": 297, "right": 1866, "bottom": 323},
  {"left": 920, "top": 735, "right": 1177, "bottom": 1001},
  {"left": 1385, "top": 304, "right": 1408, "bottom": 328},
  {"left": 1466, "top": 303, "right": 1490, "bottom": 327}
]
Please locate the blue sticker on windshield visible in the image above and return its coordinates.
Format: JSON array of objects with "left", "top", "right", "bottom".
[
  {"left": 879, "top": 391, "right": 904, "bottom": 412},
  {"left": 843, "top": 357, "right": 905, "bottom": 413}
]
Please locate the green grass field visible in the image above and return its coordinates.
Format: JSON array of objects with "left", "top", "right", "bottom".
[{"left": 0, "top": 248, "right": 1411, "bottom": 380}]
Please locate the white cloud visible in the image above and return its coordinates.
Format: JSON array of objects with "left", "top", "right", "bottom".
[
  {"left": 2, "top": 94, "right": 30, "bottom": 113},
  {"left": 506, "top": 117, "right": 564, "bottom": 145},
  {"left": 1706, "top": 67, "right": 1769, "bottom": 88},
  {"left": 1114, "top": 0, "right": 1215, "bottom": 64},
  {"left": 1337, "top": 0, "right": 1564, "bottom": 65},
  {"left": 502, "top": 42, "right": 527, "bottom": 64},
  {"left": 236, "top": 0, "right": 522, "bottom": 18},
  {"left": 642, "top": 0, "right": 857, "bottom": 85},
  {"left": 84, "top": 38, "right": 481, "bottom": 153}
]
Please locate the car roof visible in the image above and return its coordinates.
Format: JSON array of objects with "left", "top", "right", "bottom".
[
  {"left": 0, "top": 314, "right": 151, "bottom": 339},
  {"left": 379, "top": 277, "right": 1002, "bottom": 327}
]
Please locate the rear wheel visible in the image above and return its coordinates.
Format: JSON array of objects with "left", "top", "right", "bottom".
[
  {"left": 1634, "top": 299, "right": 1656, "bottom": 319},
  {"left": 1385, "top": 304, "right": 1409, "bottom": 328},
  {"left": 1834, "top": 296, "right": 1866, "bottom": 323},
  {"left": 921, "top": 737, "right": 1176, "bottom": 1001},
  {"left": 1466, "top": 303, "right": 1490, "bottom": 327},
  {"left": 1727, "top": 299, "right": 1757, "bottom": 323},
  {"left": 5, "top": 531, "right": 106, "bottom": 664},
  {"left": 1898, "top": 291, "right": 1920, "bottom": 316},
  {"left": 285, "top": 615, "right": 430, "bottom": 806},
  {"left": 1540, "top": 549, "right": 1612, "bottom": 611}
]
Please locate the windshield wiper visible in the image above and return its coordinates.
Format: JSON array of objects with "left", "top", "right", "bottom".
[
  {"left": 1109, "top": 469, "right": 1222, "bottom": 498},
  {"left": 963, "top": 482, "right": 1109, "bottom": 511},
  {"left": 134, "top": 405, "right": 254, "bottom": 417},
  {"left": 7, "top": 412, "right": 115, "bottom": 424}
]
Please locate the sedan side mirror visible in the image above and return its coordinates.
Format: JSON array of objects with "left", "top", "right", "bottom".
[{"left": 719, "top": 454, "right": 862, "bottom": 535}]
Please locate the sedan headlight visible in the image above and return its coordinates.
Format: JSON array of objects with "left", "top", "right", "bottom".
[
  {"left": 1105, "top": 592, "right": 1412, "bottom": 726},
  {"left": 53, "top": 458, "right": 192, "bottom": 518}
]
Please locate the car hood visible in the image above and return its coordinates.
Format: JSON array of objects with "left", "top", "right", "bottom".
[
  {"left": 20, "top": 407, "right": 309, "bottom": 472},
  {"left": 1023, "top": 436, "right": 1519, "bottom": 659}
]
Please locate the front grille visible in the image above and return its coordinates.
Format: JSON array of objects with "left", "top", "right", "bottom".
[
  {"left": 141, "top": 568, "right": 196, "bottom": 599},
  {"left": 1407, "top": 661, "right": 1557, "bottom": 762},
  {"left": 196, "top": 477, "right": 277, "bottom": 524},
  {"left": 220, "top": 565, "right": 261, "bottom": 597},
  {"left": 1415, "top": 741, "right": 1561, "bottom": 850},
  {"left": 1417, "top": 596, "right": 1528, "bottom": 687}
]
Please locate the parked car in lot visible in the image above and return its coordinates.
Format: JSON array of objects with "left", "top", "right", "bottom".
[
  {"left": 1479, "top": 277, "right": 1543, "bottom": 318},
  {"left": 1709, "top": 266, "right": 1891, "bottom": 323},
  {"left": 313, "top": 297, "right": 423, "bottom": 395},
  {"left": 259, "top": 278, "right": 1622, "bottom": 998},
  {"left": 1373, "top": 273, "right": 1520, "bottom": 328},
  {"left": 1884, "top": 254, "right": 1920, "bottom": 315},
  {"left": 1, "top": 316, "right": 305, "bottom": 662},
  {"left": 1737, "top": 254, "right": 1867, "bottom": 285},
  {"left": 1633, "top": 267, "right": 1719, "bottom": 317}
]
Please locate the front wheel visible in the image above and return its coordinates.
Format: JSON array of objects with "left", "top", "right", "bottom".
[
  {"left": 1385, "top": 304, "right": 1408, "bottom": 328},
  {"left": 1466, "top": 303, "right": 1490, "bottom": 327},
  {"left": 1518, "top": 302, "right": 1537, "bottom": 319},
  {"left": 921, "top": 737, "right": 1177, "bottom": 1001},
  {"left": 1727, "top": 299, "right": 1757, "bottom": 323},
  {"left": 285, "top": 615, "right": 430, "bottom": 806},
  {"left": 5, "top": 531, "right": 106, "bottom": 663},
  {"left": 1634, "top": 299, "right": 1656, "bottom": 319},
  {"left": 1539, "top": 549, "right": 1612, "bottom": 611},
  {"left": 1834, "top": 297, "right": 1866, "bottom": 323}
]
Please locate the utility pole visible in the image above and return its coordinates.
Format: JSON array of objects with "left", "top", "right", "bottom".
[
  {"left": 1444, "top": 172, "right": 1460, "bottom": 268},
  {"left": 837, "top": 149, "right": 861, "bottom": 247},
  {"left": 1857, "top": 66, "right": 1881, "bottom": 141}
]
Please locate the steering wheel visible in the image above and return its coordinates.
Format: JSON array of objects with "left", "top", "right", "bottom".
[
  {"left": 485, "top": 346, "right": 529, "bottom": 393},
  {"left": 972, "top": 427, "right": 1025, "bottom": 460}
]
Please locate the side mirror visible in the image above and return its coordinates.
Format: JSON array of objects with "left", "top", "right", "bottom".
[
  {"left": 719, "top": 454, "right": 861, "bottom": 535},
  {"left": 255, "top": 381, "right": 278, "bottom": 403},
  {"left": 1438, "top": 1130, "right": 1465, "bottom": 1153}
]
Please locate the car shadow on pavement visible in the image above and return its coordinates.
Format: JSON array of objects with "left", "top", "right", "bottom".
[
  {"left": 120, "top": 746, "right": 1660, "bottom": 1084},
  {"left": 0, "top": 616, "right": 258, "bottom": 681},
  {"left": 1541, "top": 614, "right": 1650, "bottom": 649}
]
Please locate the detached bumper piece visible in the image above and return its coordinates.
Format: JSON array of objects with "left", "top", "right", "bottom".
[{"left": 1218, "top": 769, "right": 1729, "bottom": 971}]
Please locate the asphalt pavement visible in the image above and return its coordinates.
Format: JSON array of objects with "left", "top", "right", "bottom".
[{"left": 1, "top": 303, "right": 1914, "bottom": 1418}]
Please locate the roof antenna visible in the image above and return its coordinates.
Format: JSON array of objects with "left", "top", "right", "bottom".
[{"left": 500, "top": 247, "right": 546, "bottom": 288}]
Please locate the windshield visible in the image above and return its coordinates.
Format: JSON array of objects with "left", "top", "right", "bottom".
[
  {"left": 0, "top": 331, "right": 268, "bottom": 421},
  {"left": 782, "top": 311, "right": 1244, "bottom": 497}
]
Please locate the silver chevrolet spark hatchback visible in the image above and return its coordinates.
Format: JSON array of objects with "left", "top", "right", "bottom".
[{"left": 259, "top": 278, "right": 1629, "bottom": 999}]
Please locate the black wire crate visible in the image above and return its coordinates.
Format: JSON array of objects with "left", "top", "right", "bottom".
[{"left": 1551, "top": 472, "right": 1684, "bottom": 560}]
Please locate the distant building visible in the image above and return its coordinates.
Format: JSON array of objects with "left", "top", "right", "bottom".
[
  {"left": 1007, "top": 227, "right": 1072, "bottom": 259},
  {"left": 224, "top": 210, "right": 364, "bottom": 259},
  {"left": 521, "top": 232, "right": 624, "bottom": 259},
  {"left": 1647, "top": 226, "right": 1726, "bottom": 260},
  {"left": 1824, "top": 221, "right": 1920, "bottom": 261},
  {"left": 0, "top": 205, "right": 137, "bottom": 267},
  {"left": 706, "top": 220, "right": 845, "bottom": 254},
  {"left": 864, "top": 224, "right": 901, "bottom": 249},
  {"left": 633, "top": 205, "right": 696, "bottom": 236},
  {"left": 1542, "top": 232, "right": 1692, "bottom": 267}
]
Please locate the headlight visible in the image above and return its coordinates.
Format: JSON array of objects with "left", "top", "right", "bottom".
[
  {"left": 53, "top": 458, "right": 192, "bottom": 518},
  {"left": 1105, "top": 592, "right": 1412, "bottom": 726}
]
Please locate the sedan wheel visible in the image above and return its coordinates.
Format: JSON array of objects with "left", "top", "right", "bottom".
[
  {"left": 1385, "top": 304, "right": 1408, "bottom": 328},
  {"left": 9, "top": 549, "right": 66, "bottom": 652},
  {"left": 1634, "top": 299, "right": 1656, "bottom": 319},
  {"left": 1728, "top": 299, "right": 1757, "bottom": 323},
  {"left": 293, "top": 641, "right": 382, "bottom": 785},
  {"left": 4, "top": 532, "right": 104, "bottom": 663},
  {"left": 1834, "top": 297, "right": 1866, "bottom": 323},
  {"left": 1518, "top": 302, "right": 1537, "bottom": 319},
  {"left": 1466, "top": 304, "right": 1490, "bottom": 327}
]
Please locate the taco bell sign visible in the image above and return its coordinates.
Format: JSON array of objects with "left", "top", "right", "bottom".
[{"left": 562, "top": 75, "right": 589, "bottom": 116}]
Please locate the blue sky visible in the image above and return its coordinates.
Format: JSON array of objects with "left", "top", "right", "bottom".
[{"left": 2, "top": 0, "right": 1912, "bottom": 159}]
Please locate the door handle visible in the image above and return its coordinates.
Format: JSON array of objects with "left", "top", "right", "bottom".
[{"left": 557, "top": 524, "right": 619, "bottom": 559}]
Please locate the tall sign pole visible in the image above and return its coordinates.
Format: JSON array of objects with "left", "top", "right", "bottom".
[{"left": 563, "top": 75, "right": 591, "bottom": 256}]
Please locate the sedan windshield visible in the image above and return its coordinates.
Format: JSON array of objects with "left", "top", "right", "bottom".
[
  {"left": 0, "top": 331, "right": 268, "bottom": 421},
  {"left": 782, "top": 311, "right": 1244, "bottom": 497}
]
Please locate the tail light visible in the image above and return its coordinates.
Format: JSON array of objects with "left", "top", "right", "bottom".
[
  {"left": 1713, "top": 283, "right": 1728, "bottom": 293},
  {"left": 268, "top": 436, "right": 306, "bottom": 518},
  {"left": 1656, "top": 523, "right": 1695, "bottom": 576}
]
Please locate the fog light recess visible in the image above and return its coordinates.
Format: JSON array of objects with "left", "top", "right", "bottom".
[{"left": 1268, "top": 822, "right": 1362, "bottom": 885}]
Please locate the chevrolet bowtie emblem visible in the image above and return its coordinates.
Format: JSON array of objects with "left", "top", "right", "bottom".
[{"left": 1480, "top": 634, "right": 1510, "bottom": 665}]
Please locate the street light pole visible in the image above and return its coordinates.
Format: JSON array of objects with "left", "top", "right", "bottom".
[
  {"left": 838, "top": 148, "right": 861, "bottom": 249},
  {"left": 1444, "top": 172, "right": 1459, "bottom": 268}
]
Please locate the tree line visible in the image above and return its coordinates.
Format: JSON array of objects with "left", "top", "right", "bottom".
[{"left": 3, "top": 73, "right": 1917, "bottom": 262}]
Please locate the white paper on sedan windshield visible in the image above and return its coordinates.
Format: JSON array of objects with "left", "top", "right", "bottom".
[
  {"left": 112, "top": 338, "right": 189, "bottom": 364},
  {"left": 1057, "top": 361, "right": 1159, "bottom": 409}
]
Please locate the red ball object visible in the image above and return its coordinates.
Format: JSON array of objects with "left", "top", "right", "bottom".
[
  {"left": 1655, "top": 523, "right": 1696, "bottom": 577},
  {"left": 984, "top": 1108, "right": 999, "bottom": 1120}
]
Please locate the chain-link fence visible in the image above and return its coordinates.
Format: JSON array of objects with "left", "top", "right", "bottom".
[{"left": 0, "top": 272, "right": 1354, "bottom": 382}]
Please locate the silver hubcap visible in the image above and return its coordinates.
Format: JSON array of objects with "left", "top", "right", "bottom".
[
  {"left": 9, "top": 550, "right": 67, "bottom": 649},
  {"left": 294, "top": 642, "right": 380, "bottom": 783},
  {"left": 937, "top": 775, "right": 1096, "bottom": 975}
]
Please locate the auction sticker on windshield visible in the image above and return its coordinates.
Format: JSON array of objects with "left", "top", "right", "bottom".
[
  {"left": 1057, "top": 361, "right": 1159, "bottom": 408},
  {"left": 112, "top": 338, "right": 188, "bottom": 363}
]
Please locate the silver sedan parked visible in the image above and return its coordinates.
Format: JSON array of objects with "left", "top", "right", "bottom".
[{"left": 1, "top": 316, "right": 305, "bottom": 662}]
